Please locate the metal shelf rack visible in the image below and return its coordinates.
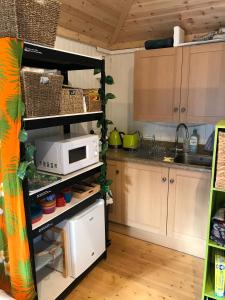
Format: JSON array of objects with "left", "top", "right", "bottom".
[
  {"left": 23, "top": 112, "right": 103, "bottom": 130},
  {"left": 21, "top": 42, "right": 107, "bottom": 300}
]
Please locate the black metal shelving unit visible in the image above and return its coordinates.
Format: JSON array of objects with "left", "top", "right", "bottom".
[
  {"left": 22, "top": 42, "right": 107, "bottom": 300},
  {"left": 23, "top": 112, "right": 103, "bottom": 130}
]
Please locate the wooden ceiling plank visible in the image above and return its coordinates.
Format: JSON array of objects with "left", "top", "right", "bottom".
[
  {"left": 59, "top": 11, "right": 111, "bottom": 43},
  {"left": 123, "top": 15, "right": 182, "bottom": 30},
  {"left": 131, "top": 0, "right": 225, "bottom": 11},
  {"left": 123, "top": 11, "right": 225, "bottom": 33},
  {"left": 109, "top": 0, "right": 135, "bottom": 45},
  {"left": 61, "top": 0, "right": 118, "bottom": 27},
  {"left": 118, "top": 24, "right": 175, "bottom": 40},
  {"left": 127, "top": 0, "right": 225, "bottom": 22},
  {"left": 181, "top": 6, "right": 225, "bottom": 20},
  {"left": 129, "top": 0, "right": 225, "bottom": 17},
  {"left": 122, "top": 16, "right": 185, "bottom": 35},
  {"left": 118, "top": 31, "right": 172, "bottom": 42},
  {"left": 57, "top": 26, "right": 108, "bottom": 49},
  {"left": 87, "top": 0, "right": 122, "bottom": 17},
  {"left": 60, "top": 4, "right": 114, "bottom": 34},
  {"left": 58, "top": 0, "right": 225, "bottom": 50}
]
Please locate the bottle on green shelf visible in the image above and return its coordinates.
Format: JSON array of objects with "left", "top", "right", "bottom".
[{"left": 215, "top": 251, "right": 225, "bottom": 297}]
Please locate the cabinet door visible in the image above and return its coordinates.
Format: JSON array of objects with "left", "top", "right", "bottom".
[
  {"left": 167, "top": 168, "right": 210, "bottom": 245},
  {"left": 122, "top": 162, "right": 168, "bottom": 235},
  {"left": 181, "top": 43, "right": 225, "bottom": 123},
  {"left": 107, "top": 160, "right": 123, "bottom": 224},
  {"left": 134, "top": 48, "right": 182, "bottom": 122}
]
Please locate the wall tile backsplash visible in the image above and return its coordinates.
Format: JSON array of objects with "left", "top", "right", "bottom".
[{"left": 134, "top": 122, "right": 215, "bottom": 145}]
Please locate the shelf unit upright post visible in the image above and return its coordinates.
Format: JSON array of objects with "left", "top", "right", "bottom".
[
  {"left": 21, "top": 42, "right": 108, "bottom": 300},
  {"left": 202, "top": 120, "right": 225, "bottom": 300}
]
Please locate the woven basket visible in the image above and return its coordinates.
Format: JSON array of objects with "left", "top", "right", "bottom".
[
  {"left": 60, "top": 86, "right": 84, "bottom": 115},
  {"left": 215, "top": 132, "right": 225, "bottom": 190},
  {"left": 21, "top": 71, "right": 63, "bottom": 117},
  {"left": 0, "top": 0, "right": 61, "bottom": 47},
  {"left": 83, "top": 89, "right": 101, "bottom": 112}
]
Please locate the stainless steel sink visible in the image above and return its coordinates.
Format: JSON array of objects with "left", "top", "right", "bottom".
[{"left": 174, "top": 153, "right": 212, "bottom": 167}]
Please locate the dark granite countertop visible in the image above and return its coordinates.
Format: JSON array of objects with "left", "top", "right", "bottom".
[{"left": 107, "top": 148, "right": 212, "bottom": 173}]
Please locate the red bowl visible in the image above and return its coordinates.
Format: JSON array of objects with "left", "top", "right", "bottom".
[
  {"left": 56, "top": 201, "right": 66, "bottom": 207},
  {"left": 56, "top": 194, "right": 66, "bottom": 207},
  {"left": 32, "top": 215, "right": 43, "bottom": 224}
]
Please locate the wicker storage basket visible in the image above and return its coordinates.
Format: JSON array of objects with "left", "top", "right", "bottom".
[
  {"left": 21, "top": 71, "right": 63, "bottom": 117},
  {"left": 60, "top": 86, "right": 84, "bottom": 115},
  {"left": 0, "top": 0, "right": 61, "bottom": 47},
  {"left": 83, "top": 89, "right": 101, "bottom": 112},
  {"left": 215, "top": 132, "right": 225, "bottom": 190}
]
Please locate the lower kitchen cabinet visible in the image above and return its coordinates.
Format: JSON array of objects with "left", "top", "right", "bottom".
[
  {"left": 108, "top": 159, "right": 211, "bottom": 257},
  {"left": 167, "top": 168, "right": 210, "bottom": 252},
  {"left": 108, "top": 160, "right": 123, "bottom": 224},
  {"left": 121, "top": 162, "right": 169, "bottom": 235}
]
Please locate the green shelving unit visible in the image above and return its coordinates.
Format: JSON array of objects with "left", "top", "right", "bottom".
[{"left": 202, "top": 120, "right": 225, "bottom": 300}]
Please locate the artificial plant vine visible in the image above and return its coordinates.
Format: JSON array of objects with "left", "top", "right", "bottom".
[
  {"left": 17, "top": 104, "right": 37, "bottom": 181},
  {"left": 95, "top": 69, "right": 116, "bottom": 201}
]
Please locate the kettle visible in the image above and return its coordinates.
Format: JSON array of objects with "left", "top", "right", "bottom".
[
  {"left": 108, "top": 127, "right": 122, "bottom": 148},
  {"left": 120, "top": 131, "right": 140, "bottom": 150}
]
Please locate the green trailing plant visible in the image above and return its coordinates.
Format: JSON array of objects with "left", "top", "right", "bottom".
[
  {"left": 17, "top": 142, "right": 37, "bottom": 181},
  {"left": 94, "top": 68, "right": 116, "bottom": 200},
  {"left": 17, "top": 104, "right": 37, "bottom": 181}
]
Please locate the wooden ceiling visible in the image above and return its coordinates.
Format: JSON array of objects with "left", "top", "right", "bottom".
[{"left": 57, "top": 0, "right": 225, "bottom": 50}]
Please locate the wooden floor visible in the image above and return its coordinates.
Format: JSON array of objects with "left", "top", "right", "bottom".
[{"left": 66, "top": 231, "right": 204, "bottom": 300}]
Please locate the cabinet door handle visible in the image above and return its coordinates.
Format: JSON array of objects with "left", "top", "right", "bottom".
[
  {"left": 116, "top": 170, "right": 119, "bottom": 174},
  {"left": 173, "top": 107, "right": 179, "bottom": 113},
  {"left": 180, "top": 107, "right": 186, "bottom": 113},
  {"left": 162, "top": 177, "right": 167, "bottom": 183},
  {"left": 170, "top": 179, "right": 175, "bottom": 184}
]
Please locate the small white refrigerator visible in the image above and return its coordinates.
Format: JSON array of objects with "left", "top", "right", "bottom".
[{"left": 67, "top": 199, "right": 106, "bottom": 278}]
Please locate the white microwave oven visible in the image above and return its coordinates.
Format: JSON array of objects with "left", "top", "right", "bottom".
[{"left": 35, "top": 134, "right": 99, "bottom": 175}]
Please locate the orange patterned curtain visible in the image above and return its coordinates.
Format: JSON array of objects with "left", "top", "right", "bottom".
[{"left": 0, "top": 37, "right": 35, "bottom": 299}]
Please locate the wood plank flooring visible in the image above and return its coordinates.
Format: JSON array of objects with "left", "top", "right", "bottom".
[{"left": 66, "top": 231, "right": 204, "bottom": 300}]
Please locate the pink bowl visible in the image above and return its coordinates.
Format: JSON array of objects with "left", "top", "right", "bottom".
[{"left": 42, "top": 206, "right": 56, "bottom": 214}]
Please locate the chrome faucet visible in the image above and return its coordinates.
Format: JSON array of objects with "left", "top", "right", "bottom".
[{"left": 175, "top": 123, "right": 189, "bottom": 154}]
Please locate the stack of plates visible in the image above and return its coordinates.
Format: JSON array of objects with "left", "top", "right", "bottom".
[
  {"left": 31, "top": 204, "right": 43, "bottom": 224},
  {"left": 39, "top": 195, "right": 56, "bottom": 214}
]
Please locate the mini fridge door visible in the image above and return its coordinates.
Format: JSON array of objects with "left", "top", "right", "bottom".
[{"left": 68, "top": 199, "right": 105, "bottom": 278}]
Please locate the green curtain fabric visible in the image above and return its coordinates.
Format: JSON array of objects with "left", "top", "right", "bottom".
[{"left": 0, "top": 37, "right": 35, "bottom": 299}]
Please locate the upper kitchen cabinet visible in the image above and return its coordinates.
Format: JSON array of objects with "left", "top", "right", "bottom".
[
  {"left": 134, "top": 42, "right": 225, "bottom": 124},
  {"left": 181, "top": 43, "right": 225, "bottom": 124},
  {"left": 134, "top": 48, "right": 182, "bottom": 123}
]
